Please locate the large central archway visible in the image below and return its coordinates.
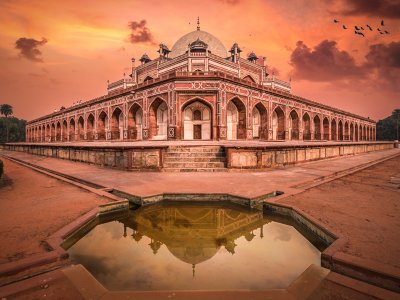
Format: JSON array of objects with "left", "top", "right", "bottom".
[
  {"left": 227, "top": 98, "right": 246, "bottom": 140},
  {"left": 183, "top": 100, "right": 212, "bottom": 140},
  {"left": 149, "top": 98, "right": 168, "bottom": 140},
  {"left": 97, "top": 111, "right": 108, "bottom": 140}
]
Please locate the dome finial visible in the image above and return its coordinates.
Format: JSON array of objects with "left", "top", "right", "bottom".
[{"left": 197, "top": 17, "right": 200, "bottom": 31}]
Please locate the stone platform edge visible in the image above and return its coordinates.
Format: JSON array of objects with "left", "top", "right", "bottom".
[
  {"left": 263, "top": 200, "right": 400, "bottom": 293},
  {"left": 0, "top": 141, "right": 396, "bottom": 171}
]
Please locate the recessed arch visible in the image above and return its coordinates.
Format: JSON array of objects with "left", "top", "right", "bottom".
[
  {"left": 56, "top": 121, "right": 61, "bottom": 141},
  {"left": 272, "top": 106, "right": 285, "bottom": 140},
  {"left": 350, "top": 122, "right": 354, "bottom": 141},
  {"left": 355, "top": 123, "right": 359, "bottom": 141},
  {"left": 289, "top": 109, "right": 300, "bottom": 140},
  {"left": 323, "top": 117, "right": 329, "bottom": 140},
  {"left": 128, "top": 103, "right": 143, "bottom": 140},
  {"left": 344, "top": 121, "right": 349, "bottom": 141},
  {"left": 253, "top": 102, "right": 268, "bottom": 140},
  {"left": 149, "top": 98, "right": 168, "bottom": 140},
  {"left": 331, "top": 119, "right": 337, "bottom": 141},
  {"left": 182, "top": 99, "right": 212, "bottom": 140},
  {"left": 77, "top": 116, "right": 84, "bottom": 140},
  {"left": 111, "top": 107, "right": 124, "bottom": 140},
  {"left": 51, "top": 123, "right": 56, "bottom": 142},
  {"left": 227, "top": 97, "right": 246, "bottom": 140},
  {"left": 69, "top": 118, "right": 75, "bottom": 141},
  {"left": 303, "top": 112, "right": 311, "bottom": 141},
  {"left": 86, "top": 114, "right": 95, "bottom": 141},
  {"left": 97, "top": 111, "right": 108, "bottom": 140},
  {"left": 313, "top": 115, "right": 321, "bottom": 140},
  {"left": 338, "top": 120, "right": 343, "bottom": 141}
]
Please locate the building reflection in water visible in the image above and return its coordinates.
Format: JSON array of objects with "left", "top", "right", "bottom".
[
  {"left": 120, "top": 202, "right": 268, "bottom": 277},
  {"left": 67, "top": 201, "right": 321, "bottom": 291}
]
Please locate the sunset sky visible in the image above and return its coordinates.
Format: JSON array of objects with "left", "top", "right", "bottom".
[{"left": 0, "top": 0, "right": 399, "bottom": 121}]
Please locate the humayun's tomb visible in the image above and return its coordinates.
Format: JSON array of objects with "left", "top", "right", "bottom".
[
  {"left": 15, "top": 22, "right": 391, "bottom": 172},
  {"left": 25, "top": 23, "right": 376, "bottom": 143}
]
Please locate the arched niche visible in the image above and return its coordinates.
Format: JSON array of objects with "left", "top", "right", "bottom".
[{"left": 183, "top": 100, "right": 212, "bottom": 140}]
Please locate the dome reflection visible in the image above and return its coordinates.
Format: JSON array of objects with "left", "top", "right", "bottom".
[{"left": 119, "top": 202, "right": 270, "bottom": 273}]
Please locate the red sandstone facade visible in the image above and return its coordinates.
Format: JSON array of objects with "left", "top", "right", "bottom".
[{"left": 26, "top": 27, "right": 376, "bottom": 143}]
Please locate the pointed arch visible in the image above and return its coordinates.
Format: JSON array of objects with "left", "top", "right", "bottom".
[
  {"left": 227, "top": 97, "right": 246, "bottom": 140},
  {"left": 253, "top": 102, "right": 268, "bottom": 140},
  {"left": 302, "top": 112, "right": 311, "bottom": 140},
  {"left": 86, "top": 113, "right": 95, "bottom": 140},
  {"left": 350, "top": 122, "right": 354, "bottom": 141},
  {"left": 62, "top": 120, "right": 68, "bottom": 141},
  {"left": 313, "top": 115, "right": 321, "bottom": 140},
  {"left": 77, "top": 116, "right": 85, "bottom": 140},
  {"left": 128, "top": 103, "right": 143, "bottom": 140},
  {"left": 111, "top": 107, "right": 124, "bottom": 140},
  {"left": 56, "top": 121, "right": 61, "bottom": 141},
  {"left": 272, "top": 106, "right": 285, "bottom": 140},
  {"left": 323, "top": 117, "right": 329, "bottom": 140},
  {"left": 331, "top": 119, "right": 337, "bottom": 141},
  {"left": 97, "top": 110, "right": 108, "bottom": 140},
  {"left": 182, "top": 99, "right": 213, "bottom": 140},
  {"left": 149, "top": 98, "right": 168, "bottom": 140},
  {"left": 51, "top": 123, "right": 56, "bottom": 142},
  {"left": 289, "top": 109, "right": 300, "bottom": 140},
  {"left": 69, "top": 118, "right": 75, "bottom": 141},
  {"left": 338, "top": 120, "right": 343, "bottom": 141},
  {"left": 344, "top": 121, "right": 349, "bottom": 141}
]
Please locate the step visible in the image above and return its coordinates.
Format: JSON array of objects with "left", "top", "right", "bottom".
[
  {"left": 162, "top": 168, "right": 228, "bottom": 172},
  {"left": 165, "top": 152, "right": 225, "bottom": 158},
  {"left": 164, "top": 157, "right": 226, "bottom": 163},
  {"left": 163, "top": 162, "right": 226, "bottom": 168},
  {"left": 167, "top": 147, "right": 224, "bottom": 153}
]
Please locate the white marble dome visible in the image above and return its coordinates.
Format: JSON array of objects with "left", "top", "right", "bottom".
[{"left": 170, "top": 30, "right": 228, "bottom": 58}]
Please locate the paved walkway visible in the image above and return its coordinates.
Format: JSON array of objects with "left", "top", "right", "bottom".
[{"left": 1, "top": 148, "right": 399, "bottom": 199}]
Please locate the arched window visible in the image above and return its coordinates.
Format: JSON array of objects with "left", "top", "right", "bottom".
[{"left": 193, "top": 110, "right": 202, "bottom": 120}]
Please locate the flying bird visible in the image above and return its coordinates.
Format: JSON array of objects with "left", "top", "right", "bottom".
[
  {"left": 343, "top": 25, "right": 348, "bottom": 29},
  {"left": 377, "top": 28, "right": 381, "bottom": 32},
  {"left": 366, "top": 25, "right": 372, "bottom": 31},
  {"left": 355, "top": 31, "right": 365, "bottom": 37},
  {"left": 381, "top": 20, "right": 385, "bottom": 26},
  {"left": 379, "top": 31, "right": 384, "bottom": 34},
  {"left": 385, "top": 30, "right": 390, "bottom": 34},
  {"left": 334, "top": 19, "right": 339, "bottom": 23},
  {"left": 360, "top": 26, "right": 364, "bottom": 30},
  {"left": 355, "top": 26, "right": 360, "bottom": 30}
]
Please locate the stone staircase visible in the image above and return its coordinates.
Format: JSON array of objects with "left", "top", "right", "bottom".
[{"left": 162, "top": 146, "right": 227, "bottom": 172}]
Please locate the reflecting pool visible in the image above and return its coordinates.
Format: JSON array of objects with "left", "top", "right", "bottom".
[{"left": 67, "top": 201, "right": 321, "bottom": 290}]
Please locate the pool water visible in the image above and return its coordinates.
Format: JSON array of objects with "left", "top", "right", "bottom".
[{"left": 67, "top": 201, "right": 321, "bottom": 291}]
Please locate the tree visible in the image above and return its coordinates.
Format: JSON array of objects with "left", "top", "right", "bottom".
[
  {"left": 0, "top": 104, "right": 13, "bottom": 118},
  {"left": 0, "top": 104, "right": 14, "bottom": 142},
  {"left": 376, "top": 108, "right": 400, "bottom": 141}
]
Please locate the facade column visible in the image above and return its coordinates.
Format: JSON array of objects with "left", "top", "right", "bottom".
[
  {"left": 267, "top": 101, "right": 273, "bottom": 140},
  {"left": 167, "top": 90, "right": 178, "bottom": 140},
  {"left": 217, "top": 90, "right": 227, "bottom": 140},
  {"left": 284, "top": 106, "right": 289, "bottom": 141},
  {"left": 299, "top": 108, "right": 303, "bottom": 140}
]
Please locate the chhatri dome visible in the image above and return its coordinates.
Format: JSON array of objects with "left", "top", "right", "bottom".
[{"left": 169, "top": 18, "right": 228, "bottom": 58}]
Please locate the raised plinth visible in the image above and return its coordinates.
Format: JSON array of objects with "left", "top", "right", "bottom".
[{"left": 0, "top": 141, "right": 395, "bottom": 172}]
